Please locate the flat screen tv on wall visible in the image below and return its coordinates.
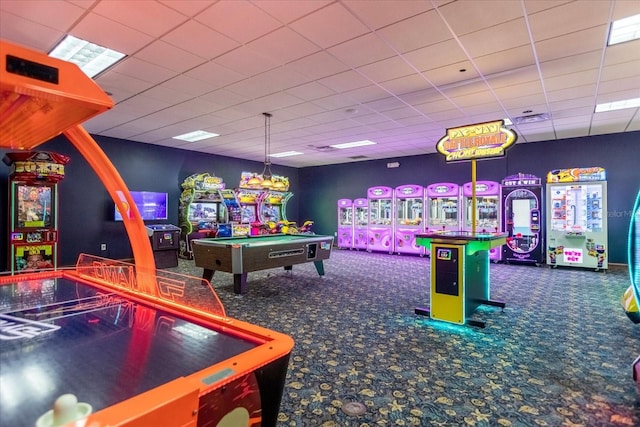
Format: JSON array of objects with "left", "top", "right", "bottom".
[{"left": 114, "top": 191, "right": 168, "bottom": 221}]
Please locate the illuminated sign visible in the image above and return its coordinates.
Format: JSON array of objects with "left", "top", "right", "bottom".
[
  {"left": 436, "top": 120, "right": 517, "bottom": 162},
  {"left": 546, "top": 167, "right": 606, "bottom": 183},
  {"left": 434, "top": 185, "right": 450, "bottom": 193}
]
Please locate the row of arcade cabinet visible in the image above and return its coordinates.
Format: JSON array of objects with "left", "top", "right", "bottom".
[
  {"left": 337, "top": 167, "right": 608, "bottom": 270},
  {"left": 178, "top": 171, "right": 292, "bottom": 259}
]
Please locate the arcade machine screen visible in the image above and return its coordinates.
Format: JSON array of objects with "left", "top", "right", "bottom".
[{"left": 16, "top": 184, "right": 53, "bottom": 228}]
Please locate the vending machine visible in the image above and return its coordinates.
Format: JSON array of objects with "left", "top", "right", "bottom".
[
  {"left": 5, "top": 151, "right": 69, "bottom": 273},
  {"left": 337, "top": 199, "right": 353, "bottom": 249},
  {"left": 425, "top": 182, "right": 460, "bottom": 233},
  {"left": 353, "top": 198, "right": 368, "bottom": 250},
  {"left": 501, "top": 173, "right": 544, "bottom": 265},
  {"left": 367, "top": 186, "right": 394, "bottom": 253},
  {"left": 545, "top": 167, "right": 608, "bottom": 270},
  {"left": 462, "top": 180, "right": 502, "bottom": 261},
  {"left": 394, "top": 185, "right": 425, "bottom": 255}
]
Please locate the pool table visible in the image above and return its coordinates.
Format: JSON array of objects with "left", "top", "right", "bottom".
[
  {"left": 0, "top": 254, "right": 294, "bottom": 427},
  {"left": 191, "top": 234, "right": 334, "bottom": 294}
]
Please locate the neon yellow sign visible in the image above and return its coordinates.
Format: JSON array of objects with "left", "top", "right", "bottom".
[{"left": 436, "top": 120, "right": 517, "bottom": 162}]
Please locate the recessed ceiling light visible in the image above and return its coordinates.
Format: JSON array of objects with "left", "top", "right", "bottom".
[
  {"left": 595, "top": 97, "right": 640, "bottom": 112},
  {"left": 172, "top": 130, "right": 220, "bottom": 142},
  {"left": 270, "top": 151, "right": 303, "bottom": 158},
  {"left": 330, "top": 140, "right": 376, "bottom": 149},
  {"left": 49, "top": 35, "right": 126, "bottom": 78},
  {"left": 608, "top": 13, "right": 640, "bottom": 45}
]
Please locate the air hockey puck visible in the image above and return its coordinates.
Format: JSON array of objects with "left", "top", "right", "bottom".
[{"left": 341, "top": 401, "right": 366, "bottom": 416}]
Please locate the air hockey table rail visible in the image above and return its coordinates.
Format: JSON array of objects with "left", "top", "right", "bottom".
[{"left": 0, "top": 254, "right": 294, "bottom": 427}]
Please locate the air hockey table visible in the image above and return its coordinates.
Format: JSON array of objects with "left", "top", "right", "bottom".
[
  {"left": 192, "top": 234, "right": 334, "bottom": 294},
  {"left": 0, "top": 254, "right": 294, "bottom": 427}
]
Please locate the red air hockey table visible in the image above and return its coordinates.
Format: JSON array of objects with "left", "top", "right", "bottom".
[{"left": 0, "top": 254, "right": 293, "bottom": 427}]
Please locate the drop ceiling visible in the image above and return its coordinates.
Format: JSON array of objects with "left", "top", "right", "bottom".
[{"left": 1, "top": 0, "right": 638, "bottom": 168}]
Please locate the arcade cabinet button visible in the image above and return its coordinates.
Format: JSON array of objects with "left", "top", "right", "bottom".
[{"left": 36, "top": 394, "right": 92, "bottom": 427}]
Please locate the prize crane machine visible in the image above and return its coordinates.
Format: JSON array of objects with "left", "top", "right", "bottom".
[
  {"left": 337, "top": 199, "right": 354, "bottom": 249},
  {"left": 236, "top": 171, "right": 267, "bottom": 235},
  {"left": 178, "top": 173, "right": 227, "bottom": 259},
  {"left": 394, "top": 185, "right": 425, "bottom": 255},
  {"left": 5, "top": 151, "right": 69, "bottom": 273},
  {"left": 221, "top": 188, "right": 249, "bottom": 237},
  {"left": 545, "top": 167, "right": 608, "bottom": 270},
  {"left": 501, "top": 173, "right": 544, "bottom": 265},
  {"left": 462, "top": 180, "right": 502, "bottom": 261},
  {"left": 353, "top": 198, "right": 368, "bottom": 250},
  {"left": 367, "top": 186, "right": 394, "bottom": 253},
  {"left": 258, "top": 174, "right": 293, "bottom": 228},
  {"left": 425, "top": 182, "right": 461, "bottom": 233}
]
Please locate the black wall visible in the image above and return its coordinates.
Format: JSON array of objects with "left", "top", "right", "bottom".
[
  {"left": 1, "top": 131, "right": 638, "bottom": 268},
  {"left": 0, "top": 135, "right": 299, "bottom": 268},
  {"left": 297, "top": 132, "right": 640, "bottom": 264}
]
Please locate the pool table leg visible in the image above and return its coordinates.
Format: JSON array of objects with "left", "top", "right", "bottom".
[
  {"left": 313, "top": 260, "right": 325, "bottom": 276},
  {"left": 202, "top": 268, "right": 215, "bottom": 285},
  {"left": 234, "top": 273, "right": 249, "bottom": 294}
]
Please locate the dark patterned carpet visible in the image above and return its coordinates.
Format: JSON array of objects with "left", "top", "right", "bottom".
[{"left": 169, "top": 248, "right": 640, "bottom": 426}]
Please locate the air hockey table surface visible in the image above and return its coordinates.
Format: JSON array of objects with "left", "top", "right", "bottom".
[{"left": 0, "top": 254, "right": 293, "bottom": 427}]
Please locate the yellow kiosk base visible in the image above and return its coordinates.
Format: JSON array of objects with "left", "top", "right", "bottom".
[{"left": 415, "top": 231, "right": 507, "bottom": 328}]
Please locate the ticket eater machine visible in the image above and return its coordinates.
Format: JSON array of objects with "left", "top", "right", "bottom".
[{"left": 416, "top": 119, "right": 516, "bottom": 327}]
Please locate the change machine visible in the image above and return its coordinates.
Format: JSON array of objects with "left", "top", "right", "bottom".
[
  {"left": 5, "top": 151, "right": 70, "bottom": 273},
  {"left": 394, "top": 185, "right": 425, "bottom": 255},
  {"left": 546, "top": 167, "right": 608, "bottom": 270},
  {"left": 353, "top": 198, "right": 368, "bottom": 250},
  {"left": 367, "top": 186, "right": 394, "bottom": 253},
  {"left": 501, "top": 173, "right": 544, "bottom": 264},
  {"left": 337, "top": 199, "right": 353, "bottom": 249}
]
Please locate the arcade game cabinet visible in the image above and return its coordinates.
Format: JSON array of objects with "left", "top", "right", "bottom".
[{"left": 4, "top": 151, "right": 69, "bottom": 273}]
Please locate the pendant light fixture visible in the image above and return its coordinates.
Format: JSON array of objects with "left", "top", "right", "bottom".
[{"left": 260, "top": 112, "right": 274, "bottom": 189}]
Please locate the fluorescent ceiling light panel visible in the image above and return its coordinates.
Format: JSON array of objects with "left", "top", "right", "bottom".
[
  {"left": 503, "top": 118, "right": 513, "bottom": 126},
  {"left": 49, "top": 35, "right": 126, "bottom": 78},
  {"left": 608, "top": 13, "right": 640, "bottom": 45},
  {"left": 172, "top": 130, "right": 220, "bottom": 142},
  {"left": 330, "top": 140, "right": 376, "bottom": 149},
  {"left": 595, "top": 97, "right": 640, "bottom": 112},
  {"left": 270, "top": 151, "right": 304, "bottom": 158}
]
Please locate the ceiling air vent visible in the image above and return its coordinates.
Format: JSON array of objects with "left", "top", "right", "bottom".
[
  {"left": 513, "top": 112, "right": 551, "bottom": 125},
  {"left": 348, "top": 155, "right": 369, "bottom": 160},
  {"left": 309, "top": 145, "right": 338, "bottom": 152}
]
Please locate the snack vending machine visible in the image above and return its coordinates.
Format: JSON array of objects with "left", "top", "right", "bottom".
[
  {"left": 546, "top": 167, "right": 608, "bottom": 270},
  {"left": 501, "top": 173, "right": 544, "bottom": 265},
  {"left": 337, "top": 199, "right": 353, "bottom": 249},
  {"left": 462, "top": 180, "right": 502, "bottom": 261},
  {"left": 353, "top": 198, "right": 368, "bottom": 250},
  {"left": 367, "top": 186, "right": 394, "bottom": 253},
  {"left": 394, "top": 185, "right": 425, "bottom": 255},
  {"left": 425, "top": 182, "right": 460, "bottom": 233}
]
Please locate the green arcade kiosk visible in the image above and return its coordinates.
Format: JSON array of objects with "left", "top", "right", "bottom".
[
  {"left": 415, "top": 231, "right": 507, "bottom": 328},
  {"left": 416, "top": 119, "right": 517, "bottom": 327}
]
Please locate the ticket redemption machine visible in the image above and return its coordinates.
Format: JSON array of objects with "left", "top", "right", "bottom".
[
  {"left": 146, "top": 224, "right": 180, "bottom": 268},
  {"left": 178, "top": 173, "right": 227, "bottom": 259},
  {"left": 353, "top": 198, "right": 368, "bottom": 250},
  {"left": 462, "top": 181, "right": 502, "bottom": 261},
  {"left": 545, "top": 167, "right": 608, "bottom": 270},
  {"left": 415, "top": 232, "right": 507, "bottom": 328},
  {"left": 394, "top": 184, "right": 425, "bottom": 255},
  {"left": 337, "top": 199, "right": 353, "bottom": 249},
  {"left": 5, "top": 151, "right": 69, "bottom": 273},
  {"left": 367, "top": 186, "right": 394, "bottom": 253},
  {"left": 501, "top": 173, "right": 544, "bottom": 265}
]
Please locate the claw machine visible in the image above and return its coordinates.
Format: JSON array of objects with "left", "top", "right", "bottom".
[
  {"left": 501, "top": 173, "right": 544, "bottom": 265},
  {"left": 337, "top": 199, "right": 353, "bottom": 249},
  {"left": 353, "top": 198, "right": 368, "bottom": 250},
  {"left": 462, "top": 181, "right": 502, "bottom": 261},
  {"left": 546, "top": 167, "right": 608, "bottom": 270},
  {"left": 425, "top": 182, "right": 461, "bottom": 233},
  {"left": 367, "top": 186, "right": 394, "bottom": 253},
  {"left": 394, "top": 185, "right": 425, "bottom": 255}
]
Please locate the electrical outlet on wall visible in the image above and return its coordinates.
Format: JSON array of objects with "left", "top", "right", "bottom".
[{"left": 100, "top": 243, "right": 107, "bottom": 251}]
